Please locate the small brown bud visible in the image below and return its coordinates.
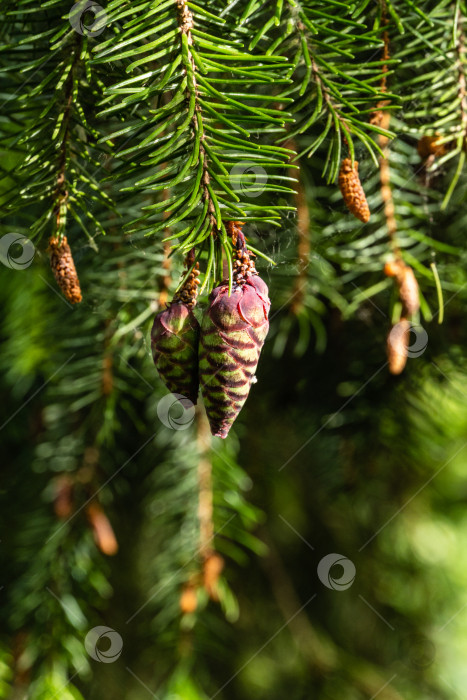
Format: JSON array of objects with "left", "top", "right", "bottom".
[
  {"left": 384, "top": 201, "right": 395, "bottom": 220},
  {"left": 203, "top": 552, "right": 224, "bottom": 601},
  {"left": 370, "top": 100, "right": 391, "bottom": 131},
  {"left": 417, "top": 134, "right": 447, "bottom": 159},
  {"left": 49, "top": 236, "right": 82, "bottom": 304},
  {"left": 387, "top": 319, "right": 410, "bottom": 375},
  {"left": 384, "top": 260, "right": 403, "bottom": 278},
  {"left": 53, "top": 475, "right": 74, "bottom": 519},
  {"left": 380, "top": 184, "right": 392, "bottom": 203},
  {"left": 85, "top": 502, "right": 118, "bottom": 556},
  {"left": 369, "top": 110, "right": 383, "bottom": 127},
  {"left": 338, "top": 159, "right": 370, "bottom": 223},
  {"left": 180, "top": 584, "right": 198, "bottom": 614},
  {"left": 398, "top": 266, "right": 420, "bottom": 316},
  {"left": 384, "top": 260, "right": 419, "bottom": 316}
]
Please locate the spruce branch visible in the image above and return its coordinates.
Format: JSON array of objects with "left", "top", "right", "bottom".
[
  {"left": 375, "top": 20, "right": 420, "bottom": 374},
  {"left": 53, "top": 33, "right": 82, "bottom": 240},
  {"left": 95, "top": 0, "right": 294, "bottom": 293},
  {"left": 396, "top": 2, "right": 467, "bottom": 207},
  {"left": 375, "top": 6, "right": 399, "bottom": 253},
  {"left": 176, "top": 0, "right": 216, "bottom": 237},
  {"left": 0, "top": 1, "right": 114, "bottom": 245},
  {"left": 274, "top": 0, "right": 394, "bottom": 179},
  {"left": 3, "top": 4, "right": 467, "bottom": 697},
  {"left": 442, "top": 0, "right": 467, "bottom": 206}
]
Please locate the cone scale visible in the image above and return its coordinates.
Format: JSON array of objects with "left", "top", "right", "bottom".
[{"left": 151, "top": 301, "right": 200, "bottom": 405}]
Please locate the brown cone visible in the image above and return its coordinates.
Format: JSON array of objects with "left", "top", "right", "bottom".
[
  {"left": 49, "top": 236, "right": 82, "bottom": 304},
  {"left": 338, "top": 158, "right": 370, "bottom": 223}
]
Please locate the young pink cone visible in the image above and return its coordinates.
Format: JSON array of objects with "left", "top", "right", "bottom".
[
  {"left": 199, "top": 274, "right": 270, "bottom": 438},
  {"left": 151, "top": 301, "right": 200, "bottom": 405}
]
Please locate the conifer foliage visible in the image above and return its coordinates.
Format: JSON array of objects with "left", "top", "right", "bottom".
[{"left": 1, "top": 0, "right": 467, "bottom": 698}]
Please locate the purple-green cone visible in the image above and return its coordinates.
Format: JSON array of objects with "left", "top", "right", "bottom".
[
  {"left": 151, "top": 302, "right": 200, "bottom": 405},
  {"left": 199, "top": 275, "right": 270, "bottom": 438}
]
